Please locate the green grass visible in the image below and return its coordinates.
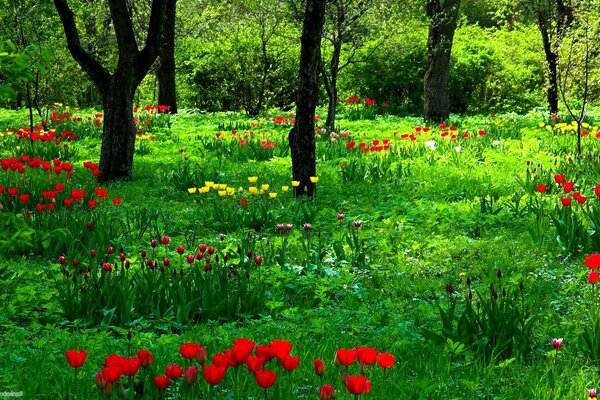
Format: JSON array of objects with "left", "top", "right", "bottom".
[{"left": 1, "top": 107, "right": 600, "bottom": 399}]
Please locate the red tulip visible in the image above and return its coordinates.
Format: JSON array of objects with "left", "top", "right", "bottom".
[
  {"left": 195, "top": 346, "right": 208, "bottom": 364},
  {"left": 138, "top": 350, "right": 154, "bottom": 368},
  {"left": 356, "top": 346, "right": 377, "bottom": 365},
  {"left": 376, "top": 352, "right": 395, "bottom": 368},
  {"left": 563, "top": 181, "right": 574, "bottom": 193},
  {"left": 335, "top": 349, "right": 356, "bottom": 366},
  {"left": 255, "top": 369, "right": 277, "bottom": 389},
  {"left": 177, "top": 245, "right": 185, "bottom": 254},
  {"left": 19, "top": 193, "right": 30, "bottom": 203},
  {"left": 95, "top": 372, "right": 107, "bottom": 389},
  {"left": 595, "top": 185, "right": 600, "bottom": 197},
  {"left": 184, "top": 366, "right": 198, "bottom": 385},
  {"left": 232, "top": 338, "right": 255, "bottom": 365},
  {"left": 270, "top": 339, "right": 293, "bottom": 359},
  {"left": 122, "top": 357, "right": 140, "bottom": 376},
  {"left": 281, "top": 355, "right": 300, "bottom": 371},
  {"left": 165, "top": 364, "right": 183, "bottom": 380},
  {"left": 203, "top": 364, "right": 227, "bottom": 385},
  {"left": 180, "top": 343, "right": 200, "bottom": 359},
  {"left": 578, "top": 196, "right": 588, "bottom": 204},
  {"left": 112, "top": 197, "right": 122, "bottom": 206},
  {"left": 160, "top": 235, "right": 170, "bottom": 245},
  {"left": 199, "top": 243, "right": 207, "bottom": 252},
  {"left": 255, "top": 344, "right": 274, "bottom": 361},
  {"left": 314, "top": 359, "right": 325, "bottom": 376},
  {"left": 254, "top": 255, "right": 263, "bottom": 265},
  {"left": 212, "top": 351, "right": 235, "bottom": 368},
  {"left": 560, "top": 198, "right": 572, "bottom": 207},
  {"left": 345, "top": 375, "right": 370, "bottom": 395},
  {"left": 319, "top": 384, "right": 336, "bottom": 400},
  {"left": 587, "top": 254, "right": 600, "bottom": 270},
  {"left": 536, "top": 184, "right": 547, "bottom": 193},
  {"left": 102, "top": 366, "right": 122, "bottom": 384},
  {"left": 554, "top": 174, "right": 566, "bottom": 184},
  {"left": 246, "top": 355, "right": 265, "bottom": 373},
  {"left": 154, "top": 375, "right": 170, "bottom": 390},
  {"left": 65, "top": 349, "right": 86, "bottom": 368}
]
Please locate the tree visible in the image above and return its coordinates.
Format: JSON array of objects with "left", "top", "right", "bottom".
[
  {"left": 320, "top": 0, "right": 371, "bottom": 131},
  {"left": 289, "top": 0, "right": 326, "bottom": 198},
  {"left": 54, "top": 0, "right": 166, "bottom": 182},
  {"left": 423, "top": 0, "right": 460, "bottom": 123},
  {"left": 558, "top": 1, "right": 600, "bottom": 159},
  {"left": 526, "top": 0, "right": 574, "bottom": 114},
  {"left": 157, "top": 0, "right": 177, "bottom": 113}
]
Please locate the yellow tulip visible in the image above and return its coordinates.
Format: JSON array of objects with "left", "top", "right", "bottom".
[
  {"left": 200, "top": 186, "right": 210, "bottom": 194},
  {"left": 218, "top": 183, "right": 227, "bottom": 190},
  {"left": 218, "top": 191, "right": 227, "bottom": 197},
  {"left": 188, "top": 188, "right": 197, "bottom": 194},
  {"left": 582, "top": 123, "right": 590, "bottom": 128},
  {"left": 227, "top": 187, "right": 235, "bottom": 195},
  {"left": 269, "top": 192, "right": 277, "bottom": 199},
  {"left": 205, "top": 181, "right": 214, "bottom": 188},
  {"left": 261, "top": 184, "right": 270, "bottom": 191},
  {"left": 281, "top": 186, "right": 289, "bottom": 192},
  {"left": 546, "top": 125, "right": 552, "bottom": 131},
  {"left": 249, "top": 187, "right": 258, "bottom": 195},
  {"left": 248, "top": 176, "right": 258, "bottom": 183},
  {"left": 538, "top": 122, "right": 545, "bottom": 128},
  {"left": 292, "top": 181, "right": 300, "bottom": 187},
  {"left": 310, "top": 176, "right": 319, "bottom": 183}
]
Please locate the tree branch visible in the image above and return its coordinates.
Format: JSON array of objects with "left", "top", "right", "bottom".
[
  {"left": 53, "top": 0, "right": 109, "bottom": 87},
  {"left": 136, "top": 0, "right": 167, "bottom": 84},
  {"left": 107, "top": 0, "right": 139, "bottom": 55}
]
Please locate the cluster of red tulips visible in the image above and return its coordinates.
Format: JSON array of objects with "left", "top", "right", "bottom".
[
  {"left": 65, "top": 339, "right": 395, "bottom": 398},
  {"left": 394, "top": 124, "right": 485, "bottom": 142},
  {"left": 535, "top": 173, "right": 600, "bottom": 206},
  {"left": 345, "top": 139, "right": 391, "bottom": 153},
  {"left": 0, "top": 155, "right": 121, "bottom": 213}
]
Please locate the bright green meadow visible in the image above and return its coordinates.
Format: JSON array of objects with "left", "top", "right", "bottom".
[{"left": 2, "top": 106, "right": 600, "bottom": 399}]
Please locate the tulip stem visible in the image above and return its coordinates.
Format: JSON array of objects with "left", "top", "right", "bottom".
[{"left": 129, "top": 376, "right": 134, "bottom": 400}]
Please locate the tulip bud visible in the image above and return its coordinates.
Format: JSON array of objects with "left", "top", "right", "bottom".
[
  {"left": 177, "top": 245, "right": 185, "bottom": 255},
  {"left": 90, "top": 249, "right": 96, "bottom": 258},
  {"left": 208, "top": 246, "right": 215, "bottom": 255},
  {"left": 59, "top": 255, "right": 66, "bottom": 264},
  {"left": 141, "top": 249, "right": 147, "bottom": 258},
  {"left": 95, "top": 372, "right": 106, "bottom": 389},
  {"left": 314, "top": 359, "right": 325, "bottom": 376},
  {"left": 119, "top": 253, "right": 126, "bottom": 262},
  {"left": 187, "top": 254, "right": 195, "bottom": 264},
  {"left": 255, "top": 256, "right": 263, "bottom": 265},
  {"left": 199, "top": 243, "right": 207, "bottom": 253},
  {"left": 151, "top": 239, "right": 157, "bottom": 248}
]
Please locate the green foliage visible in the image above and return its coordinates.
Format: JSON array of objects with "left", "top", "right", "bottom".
[{"left": 422, "top": 277, "right": 538, "bottom": 364}]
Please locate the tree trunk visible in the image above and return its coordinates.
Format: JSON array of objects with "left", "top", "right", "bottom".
[
  {"left": 423, "top": 0, "right": 460, "bottom": 123},
  {"left": 325, "top": 40, "right": 341, "bottom": 131},
  {"left": 157, "top": 0, "right": 177, "bottom": 113},
  {"left": 538, "top": 16, "right": 559, "bottom": 114},
  {"left": 98, "top": 76, "right": 136, "bottom": 182},
  {"left": 289, "top": 0, "right": 326, "bottom": 198}
]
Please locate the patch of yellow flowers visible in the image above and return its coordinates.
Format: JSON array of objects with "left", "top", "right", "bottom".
[
  {"left": 187, "top": 177, "right": 301, "bottom": 199},
  {"left": 539, "top": 121, "right": 597, "bottom": 134}
]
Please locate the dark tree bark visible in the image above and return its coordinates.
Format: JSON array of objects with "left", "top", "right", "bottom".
[
  {"left": 289, "top": 0, "right": 326, "bottom": 198},
  {"left": 532, "top": 0, "right": 574, "bottom": 114},
  {"left": 157, "top": 0, "right": 177, "bottom": 113},
  {"left": 423, "top": 0, "right": 460, "bottom": 123},
  {"left": 54, "top": 0, "right": 166, "bottom": 182}
]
